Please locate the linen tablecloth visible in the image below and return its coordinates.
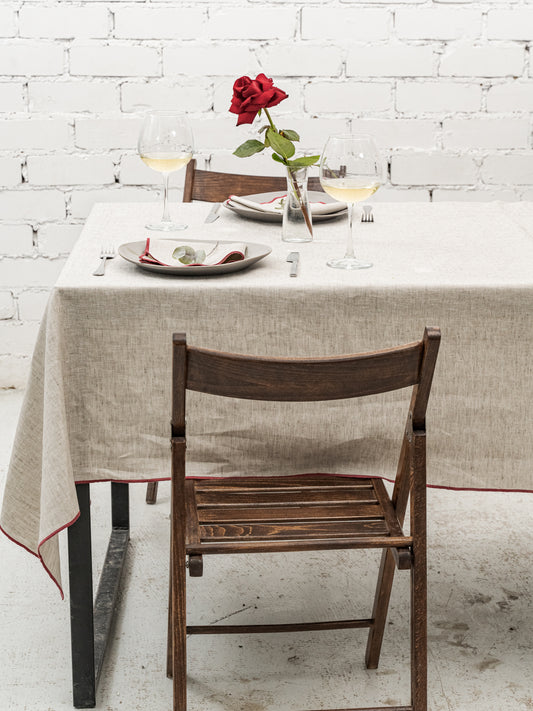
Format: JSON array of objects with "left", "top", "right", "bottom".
[{"left": 2, "top": 201, "right": 533, "bottom": 592}]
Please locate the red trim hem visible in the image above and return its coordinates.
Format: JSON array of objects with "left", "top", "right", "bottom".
[
  {"left": 0, "top": 509, "right": 81, "bottom": 600},
  {"left": 180, "top": 471, "right": 533, "bottom": 494},
  {"left": 74, "top": 472, "right": 533, "bottom": 494}
]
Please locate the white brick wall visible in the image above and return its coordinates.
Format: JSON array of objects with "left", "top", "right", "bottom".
[
  {"left": 0, "top": 119, "right": 71, "bottom": 150},
  {"left": 122, "top": 80, "right": 213, "bottom": 113},
  {"left": 395, "top": 8, "right": 482, "bottom": 39},
  {"left": 0, "top": 225, "right": 34, "bottom": 256},
  {"left": 0, "top": 42, "right": 64, "bottom": 75},
  {"left": 391, "top": 153, "right": 477, "bottom": 185},
  {"left": 27, "top": 155, "right": 115, "bottom": 185},
  {"left": 75, "top": 118, "right": 141, "bottom": 149},
  {"left": 0, "top": 291, "right": 16, "bottom": 320},
  {"left": 1, "top": 0, "right": 533, "bottom": 387},
  {"left": 487, "top": 9, "right": 533, "bottom": 40},
  {"left": 0, "top": 158, "right": 22, "bottom": 187},
  {"left": 71, "top": 43, "right": 160, "bottom": 77},
  {"left": 302, "top": 9, "right": 390, "bottom": 40},
  {"left": 0, "top": 83, "right": 25, "bottom": 111},
  {"left": 29, "top": 81, "right": 119, "bottom": 112},
  {"left": 114, "top": 7, "right": 206, "bottom": 40},
  {"left": 19, "top": 6, "right": 109, "bottom": 39},
  {"left": 396, "top": 81, "right": 482, "bottom": 113},
  {"left": 439, "top": 45, "right": 524, "bottom": 77}
]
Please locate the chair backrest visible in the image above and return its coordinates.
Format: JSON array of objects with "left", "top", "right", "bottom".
[
  {"left": 171, "top": 328, "right": 440, "bottom": 436},
  {"left": 183, "top": 158, "right": 322, "bottom": 203}
]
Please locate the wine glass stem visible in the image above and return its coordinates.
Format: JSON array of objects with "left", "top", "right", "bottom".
[
  {"left": 344, "top": 202, "right": 356, "bottom": 259},
  {"left": 161, "top": 173, "right": 171, "bottom": 223}
]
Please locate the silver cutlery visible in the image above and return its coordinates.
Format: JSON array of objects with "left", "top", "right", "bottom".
[
  {"left": 92, "top": 246, "right": 116, "bottom": 276},
  {"left": 286, "top": 251, "right": 299, "bottom": 277},
  {"left": 361, "top": 205, "right": 374, "bottom": 223},
  {"left": 204, "top": 203, "right": 221, "bottom": 223}
]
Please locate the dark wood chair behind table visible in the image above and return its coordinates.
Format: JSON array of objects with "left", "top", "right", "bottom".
[
  {"left": 181, "top": 157, "right": 322, "bottom": 202},
  {"left": 168, "top": 328, "right": 440, "bottom": 711},
  {"left": 144, "top": 158, "right": 321, "bottom": 505}
]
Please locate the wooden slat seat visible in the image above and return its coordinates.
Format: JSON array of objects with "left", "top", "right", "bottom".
[{"left": 186, "top": 475, "right": 404, "bottom": 551}]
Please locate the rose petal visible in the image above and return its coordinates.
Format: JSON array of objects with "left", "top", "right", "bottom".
[{"left": 236, "top": 111, "right": 258, "bottom": 125}]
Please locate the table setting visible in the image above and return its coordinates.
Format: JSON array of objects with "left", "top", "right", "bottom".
[{"left": 127, "top": 73, "right": 381, "bottom": 273}]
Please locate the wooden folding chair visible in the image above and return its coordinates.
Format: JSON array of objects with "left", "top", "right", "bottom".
[
  {"left": 168, "top": 328, "right": 440, "bottom": 711},
  {"left": 144, "top": 158, "right": 321, "bottom": 504}
]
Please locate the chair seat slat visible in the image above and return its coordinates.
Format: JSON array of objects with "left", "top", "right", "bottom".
[
  {"left": 193, "top": 475, "right": 375, "bottom": 491},
  {"left": 196, "top": 489, "right": 378, "bottom": 507},
  {"left": 196, "top": 502, "right": 385, "bottom": 523},
  {"left": 199, "top": 519, "right": 390, "bottom": 542}
]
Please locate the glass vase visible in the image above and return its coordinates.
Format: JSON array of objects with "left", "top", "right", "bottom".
[{"left": 282, "top": 166, "right": 313, "bottom": 243}]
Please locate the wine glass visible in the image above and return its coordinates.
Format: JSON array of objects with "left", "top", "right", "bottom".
[
  {"left": 138, "top": 111, "right": 194, "bottom": 231},
  {"left": 319, "top": 134, "right": 382, "bottom": 269}
]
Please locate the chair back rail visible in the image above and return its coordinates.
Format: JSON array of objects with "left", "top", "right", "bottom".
[
  {"left": 183, "top": 341, "right": 425, "bottom": 402},
  {"left": 183, "top": 158, "right": 322, "bottom": 203}
]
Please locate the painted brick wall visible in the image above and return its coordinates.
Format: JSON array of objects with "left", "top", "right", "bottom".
[{"left": 1, "top": 0, "right": 532, "bottom": 386}]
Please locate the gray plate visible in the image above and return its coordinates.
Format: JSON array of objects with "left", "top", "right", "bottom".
[
  {"left": 224, "top": 191, "right": 347, "bottom": 223},
  {"left": 118, "top": 239, "right": 272, "bottom": 276}
]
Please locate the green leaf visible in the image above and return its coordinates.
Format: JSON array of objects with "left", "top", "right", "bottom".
[
  {"left": 280, "top": 129, "right": 300, "bottom": 142},
  {"left": 258, "top": 125, "right": 269, "bottom": 134},
  {"left": 287, "top": 155, "right": 321, "bottom": 167},
  {"left": 172, "top": 246, "right": 196, "bottom": 264},
  {"left": 266, "top": 128, "right": 295, "bottom": 159},
  {"left": 233, "top": 140, "right": 265, "bottom": 158},
  {"left": 271, "top": 153, "right": 289, "bottom": 165},
  {"left": 172, "top": 246, "right": 207, "bottom": 264}
]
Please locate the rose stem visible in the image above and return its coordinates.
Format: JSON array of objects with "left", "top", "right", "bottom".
[{"left": 264, "top": 108, "right": 313, "bottom": 237}]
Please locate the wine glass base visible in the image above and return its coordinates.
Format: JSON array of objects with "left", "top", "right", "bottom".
[
  {"left": 145, "top": 222, "right": 188, "bottom": 232},
  {"left": 327, "top": 257, "right": 372, "bottom": 270}
]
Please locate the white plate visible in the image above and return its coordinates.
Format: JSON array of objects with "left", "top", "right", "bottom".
[
  {"left": 119, "top": 239, "right": 272, "bottom": 276},
  {"left": 224, "top": 191, "right": 347, "bottom": 223}
]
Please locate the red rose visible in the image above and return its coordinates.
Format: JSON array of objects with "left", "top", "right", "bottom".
[{"left": 229, "top": 73, "right": 288, "bottom": 126}]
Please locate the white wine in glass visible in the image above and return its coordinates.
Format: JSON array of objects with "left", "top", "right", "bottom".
[
  {"left": 138, "top": 112, "right": 193, "bottom": 231},
  {"left": 319, "top": 134, "right": 382, "bottom": 269}
]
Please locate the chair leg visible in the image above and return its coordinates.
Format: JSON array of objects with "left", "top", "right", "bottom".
[
  {"left": 365, "top": 548, "right": 396, "bottom": 669},
  {"left": 167, "top": 558, "right": 173, "bottom": 678},
  {"left": 172, "top": 539, "right": 187, "bottom": 711},
  {"left": 411, "top": 539, "right": 427, "bottom": 710},
  {"left": 146, "top": 481, "right": 159, "bottom": 504}
]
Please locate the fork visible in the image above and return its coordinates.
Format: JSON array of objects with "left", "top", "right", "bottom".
[
  {"left": 92, "top": 246, "right": 116, "bottom": 276},
  {"left": 361, "top": 205, "right": 374, "bottom": 223}
]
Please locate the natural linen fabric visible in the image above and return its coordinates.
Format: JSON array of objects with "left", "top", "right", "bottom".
[{"left": 2, "top": 201, "right": 533, "bottom": 592}]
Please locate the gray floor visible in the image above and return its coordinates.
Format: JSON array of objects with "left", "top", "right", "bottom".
[{"left": 0, "top": 388, "right": 532, "bottom": 711}]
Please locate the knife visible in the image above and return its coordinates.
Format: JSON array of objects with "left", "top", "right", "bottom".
[
  {"left": 286, "top": 251, "right": 299, "bottom": 277},
  {"left": 204, "top": 203, "right": 221, "bottom": 223}
]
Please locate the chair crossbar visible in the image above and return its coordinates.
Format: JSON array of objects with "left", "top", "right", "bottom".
[
  {"left": 186, "top": 536, "right": 413, "bottom": 555},
  {"left": 187, "top": 618, "right": 374, "bottom": 635}
]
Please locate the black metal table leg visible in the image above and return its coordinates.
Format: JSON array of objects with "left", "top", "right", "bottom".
[
  {"left": 68, "top": 483, "right": 96, "bottom": 708},
  {"left": 67, "top": 482, "right": 130, "bottom": 708}
]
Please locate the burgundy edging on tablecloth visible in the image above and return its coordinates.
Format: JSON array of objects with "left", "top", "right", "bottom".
[
  {"left": 3, "top": 472, "right": 532, "bottom": 599},
  {"left": 0, "top": 514, "right": 80, "bottom": 600}
]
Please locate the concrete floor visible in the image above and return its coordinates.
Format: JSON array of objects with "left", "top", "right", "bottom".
[{"left": 0, "top": 388, "right": 532, "bottom": 711}]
